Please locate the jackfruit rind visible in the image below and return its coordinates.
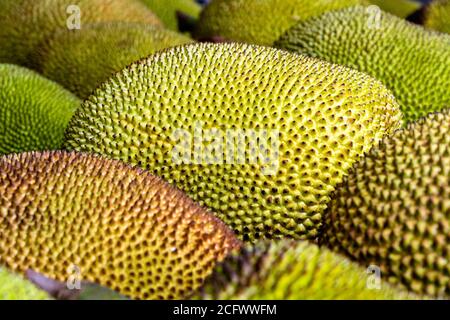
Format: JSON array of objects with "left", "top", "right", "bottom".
[
  {"left": 64, "top": 42, "right": 402, "bottom": 242},
  {"left": 0, "top": 0, "right": 162, "bottom": 67},
  {"left": 141, "top": 0, "right": 202, "bottom": 30},
  {"left": 36, "top": 22, "right": 194, "bottom": 99},
  {"left": 0, "top": 64, "right": 80, "bottom": 155},
  {"left": 369, "top": 0, "right": 422, "bottom": 18},
  {"left": 321, "top": 109, "right": 450, "bottom": 298},
  {"left": 0, "top": 267, "right": 50, "bottom": 300},
  {"left": 195, "top": 0, "right": 365, "bottom": 45},
  {"left": 424, "top": 0, "right": 450, "bottom": 34},
  {"left": 0, "top": 151, "right": 240, "bottom": 300},
  {"left": 193, "top": 240, "right": 412, "bottom": 300},
  {"left": 276, "top": 6, "right": 450, "bottom": 124}
]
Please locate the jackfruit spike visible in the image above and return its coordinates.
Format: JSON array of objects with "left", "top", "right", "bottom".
[{"left": 0, "top": 267, "right": 50, "bottom": 300}]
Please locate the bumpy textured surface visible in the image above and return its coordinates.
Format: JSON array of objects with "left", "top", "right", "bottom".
[
  {"left": 0, "top": 64, "right": 80, "bottom": 155},
  {"left": 64, "top": 43, "right": 402, "bottom": 242},
  {"left": 0, "top": 0, "right": 162, "bottom": 67},
  {"left": 424, "top": 0, "right": 450, "bottom": 34},
  {"left": 195, "top": 0, "right": 364, "bottom": 45},
  {"left": 370, "top": 0, "right": 421, "bottom": 18},
  {"left": 0, "top": 267, "right": 50, "bottom": 300},
  {"left": 193, "top": 241, "right": 412, "bottom": 300},
  {"left": 321, "top": 109, "right": 450, "bottom": 298},
  {"left": 0, "top": 151, "right": 240, "bottom": 300},
  {"left": 276, "top": 6, "right": 450, "bottom": 124},
  {"left": 141, "top": 0, "right": 201, "bottom": 30},
  {"left": 36, "top": 22, "right": 193, "bottom": 98}
]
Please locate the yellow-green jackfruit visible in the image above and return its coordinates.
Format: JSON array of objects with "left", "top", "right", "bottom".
[
  {"left": 193, "top": 240, "right": 413, "bottom": 300},
  {"left": 141, "top": 0, "right": 202, "bottom": 30},
  {"left": 0, "top": 0, "right": 162, "bottom": 67},
  {"left": 276, "top": 6, "right": 450, "bottom": 124},
  {"left": 424, "top": 0, "right": 450, "bottom": 34},
  {"left": 35, "top": 22, "right": 193, "bottom": 99},
  {"left": 0, "top": 64, "right": 80, "bottom": 155},
  {"left": 64, "top": 43, "right": 402, "bottom": 242},
  {"left": 195, "top": 0, "right": 365, "bottom": 45},
  {"left": 0, "top": 151, "right": 240, "bottom": 300},
  {"left": 370, "top": 0, "right": 422, "bottom": 18},
  {"left": 0, "top": 267, "right": 50, "bottom": 300},
  {"left": 321, "top": 109, "right": 450, "bottom": 298}
]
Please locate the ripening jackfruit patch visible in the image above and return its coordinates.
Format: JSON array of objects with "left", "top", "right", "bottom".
[
  {"left": 0, "top": 267, "right": 50, "bottom": 300},
  {"left": 0, "top": 64, "right": 80, "bottom": 155},
  {"left": 321, "top": 109, "right": 450, "bottom": 298},
  {"left": 0, "top": 0, "right": 162, "bottom": 67},
  {"left": 141, "top": 0, "right": 202, "bottom": 30},
  {"left": 194, "top": 0, "right": 365, "bottom": 45},
  {"left": 64, "top": 43, "right": 402, "bottom": 242},
  {"left": 193, "top": 240, "right": 413, "bottom": 300},
  {"left": 0, "top": 151, "right": 240, "bottom": 300},
  {"left": 35, "top": 22, "right": 194, "bottom": 99},
  {"left": 424, "top": 0, "right": 450, "bottom": 34},
  {"left": 276, "top": 6, "right": 450, "bottom": 124}
]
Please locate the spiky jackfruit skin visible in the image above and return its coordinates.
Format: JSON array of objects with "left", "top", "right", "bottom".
[
  {"left": 424, "top": 0, "right": 450, "bottom": 34},
  {"left": 64, "top": 43, "right": 402, "bottom": 242},
  {"left": 36, "top": 22, "right": 193, "bottom": 99},
  {"left": 321, "top": 109, "right": 450, "bottom": 298},
  {"left": 194, "top": 0, "right": 365, "bottom": 45},
  {"left": 0, "top": 267, "right": 50, "bottom": 300},
  {"left": 369, "top": 0, "right": 421, "bottom": 18},
  {"left": 193, "top": 240, "right": 412, "bottom": 300},
  {"left": 0, "top": 64, "right": 80, "bottom": 155},
  {"left": 276, "top": 6, "right": 450, "bottom": 124},
  {"left": 0, "top": 0, "right": 162, "bottom": 68},
  {"left": 141, "top": 0, "right": 201, "bottom": 30},
  {"left": 0, "top": 151, "right": 240, "bottom": 300}
]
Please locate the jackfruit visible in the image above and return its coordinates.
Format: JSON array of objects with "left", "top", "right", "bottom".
[
  {"left": 0, "top": 0, "right": 162, "bottom": 67},
  {"left": 194, "top": 0, "right": 365, "bottom": 45},
  {"left": 275, "top": 6, "right": 450, "bottom": 124},
  {"left": 0, "top": 267, "right": 50, "bottom": 300},
  {"left": 0, "top": 64, "right": 80, "bottom": 155},
  {"left": 321, "top": 109, "right": 450, "bottom": 298},
  {"left": 369, "top": 0, "right": 422, "bottom": 18},
  {"left": 193, "top": 240, "right": 412, "bottom": 300},
  {"left": 423, "top": 0, "right": 450, "bottom": 34},
  {"left": 0, "top": 151, "right": 240, "bottom": 300},
  {"left": 64, "top": 43, "right": 402, "bottom": 242},
  {"left": 141, "top": 0, "right": 202, "bottom": 30},
  {"left": 35, "top": 22, "right": 193, "bottom": 99}
]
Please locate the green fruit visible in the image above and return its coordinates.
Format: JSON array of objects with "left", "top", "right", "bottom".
[
  {"left": 193, "top": 240, "right": 413, "bottom": 300},
  {"left": 64, "top": 43, "right": 402, "bottom": 242},
  {"left": 194, "top": 0, "right": 365, "bottom": 45},
  {"left": 275, "top": 6, "right": 450, "bottom": 124},
  {"left": 0, "top": 151, "right": 240, "bottom": 300},
  {"left": 424, "top": 0, "right": 450, "bottom": 34},
  {"left": 36, "top": 22, "right": 194, "bottom": 98},
  {"left": 0, "top": 0, "right": 162, "bottom": 67},
  {"left": 141, "top": 0, "right": 201, "bottom": 30},
  {"left": 0, "top": 64, "right": 80, "bottom": 155},
  {"left": 321, "top": 109, "right": 450, "bottom": 298},
  {"left": 369, "top": 0, "right": 421, "bottom": 18},
  {"left": 0, "top": 267, "right": 50, "bottom": 300}
]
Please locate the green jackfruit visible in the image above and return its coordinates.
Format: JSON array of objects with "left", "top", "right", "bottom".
[
  {"left": 321, "top": 109, "right": 450, "bottom": 298},
  {"left": 424, "top": 0, "right": 450, "bottom": 34},
  {"left": 276, "top": 6, "right": 450, "bottom": 124},
  {"left": 36, "top": 22, "right": 193, "bottom": 99},
  {"left": 64, "top": 43, "right": 402, "bottom": 242},
  {"left": 141, "top": 0, "right": 202, "bottom": 30},
  {"left": 0, "top": 0, "right": 162, "bottom": 67},
  {"left": 193, "top": 240, "right": 413, "bottom": 300},
  {"left": 0, "top": 151, "right": 240, "bottom": 300},
  {"left": 370, "top": 0, "right": 422, "bottom": 18},
  {"left": 195, "top": 0, "right": 365, "bottom": 45},
  {"left": 0, "top": 64, "right": 80, "bottom": 155},
  {"left": 0, "top": 267, "right": 50, "bottom": 300}
]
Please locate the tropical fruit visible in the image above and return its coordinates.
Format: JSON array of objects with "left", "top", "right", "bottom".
[
  {"left": 195, "top": 0, "right": 364, "bottom": 45},
  {"left": 275, "top": 6, "right": 450, "bottom": 123},
  {"left": 0, "top": 64, "right": 80, "bottom": 155},
  {"left": 36, "top": 22, "right": 193, "bottom": 98},
  {"left": 321, "top": 109, "right": 450, "bottom": 298},
  {"left": 0, "top": 151, "right": 240, "bottom": 300},
  {"left": 0, "top": 0, "right": 162, "bottom": 67},
  {"left": 0, "top": 267, "right": 50, "bottom": 300},
  {"left": 64, "top": 43, "right": 402, "bottom": 242},
  {"left": 141, "top": 0, "right": 202, "bottom": 30},
  {"left": 370, "top": 0, "right": 421, "bottom": 18},
  {"left": 193, "top": 240, "right": 413, "bottom": 300},
  {"left": 423, "top": 0, "right": 450, "bottom": 34}
]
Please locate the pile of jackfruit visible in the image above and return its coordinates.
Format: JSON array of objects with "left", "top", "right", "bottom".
[{"left": 0, "top": 0, "right": 448, "bottom": 300}]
